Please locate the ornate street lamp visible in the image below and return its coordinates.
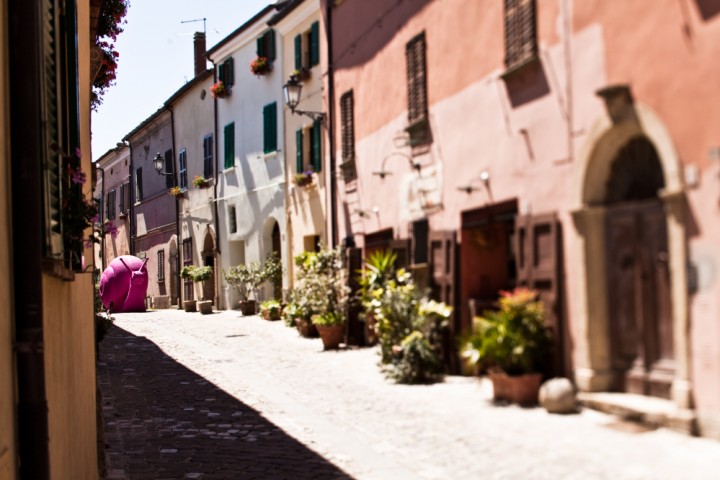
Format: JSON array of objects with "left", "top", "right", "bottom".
[{"left": 282, "top": 76, "right": 326, "bottom": 123}]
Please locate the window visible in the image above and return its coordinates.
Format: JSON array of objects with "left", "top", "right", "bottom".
[
  {"left": 203, "top": 135, "right": 213, "bottom": 178},
  {"left": 164, "top": 149, "right": 174, "bottom": 188},
  {"left": 406, "top": 32, "right": 428, "bottom": 125},
  {"left": 106, "top": 189, "right": 116, "bottom": 220},
  {"left": 263, "top": 102, "right": 277, "bottom": 154},
  {"left": 179, "top": 149, "right": 188, "bottom": 189},
  {"left": 120, "top": 183, "right": 130, "bottom": 214},
  {"left": 411, "top": 219, "right": 429, "bottom": 265},
  {"left": 228, "top": 205, "right": 237, "bottom": 234},
  {"left": 182, "top": 238, "right": 193, "bottom": 300},
  {"left": 294, "top": 21, "right": 320, "bottom": 71},
  {"left": 504, "top": 0, "right": 537, "bottom": 69},
  {"left": 224, "top": 123, "right": 235, "bottom": 169},
  {"left": 256, "top": 29, "right": 276, "bottom": 62},
  {"left": 295, "top": 121, "right": 322, "bottom": 174},
  {"left": 218, "top": 57, "right": 234, "bottom": 87},
  {"left": 157, "top": 249, "right": 165, "bottom": 282},
  {"left": 135, "top": 168, "right": 143, "bottom": 202},
  {"left": 340, "top": 90, "right": 355, "bottom": 162}
]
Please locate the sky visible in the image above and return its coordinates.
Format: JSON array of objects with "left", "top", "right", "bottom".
[{"left": 91, "top": 0, "right": 274, "bottom": 160}]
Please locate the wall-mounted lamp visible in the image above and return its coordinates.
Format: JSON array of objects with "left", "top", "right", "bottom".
[
  {"left": 283, "top": 76, "right": 326, "bottom": 124},
  {"left": 372, "top": 151, "right": 421, "bottom": 180},
  {"left": 457, "top": 170, "right": 491, "bottom": 196}
]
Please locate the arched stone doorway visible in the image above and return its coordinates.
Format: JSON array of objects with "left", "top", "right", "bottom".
[
  {"left": 202, "top": 229, "right": 216, "bottom": 304},
  {"left": 262, "top": 217, "right": 282, "bottom": 300},
  {"left": 603, "top": 137, "right": 673, "bottom": 398},
  {"left": 572, "top": 95, "right": 691, "bottom": 410}
]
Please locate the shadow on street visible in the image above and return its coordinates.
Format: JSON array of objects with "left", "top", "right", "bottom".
[{"left": 98, "top": 325, "right": 351, "bottom": 479}]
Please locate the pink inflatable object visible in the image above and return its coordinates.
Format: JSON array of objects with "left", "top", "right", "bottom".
[{"left": 99, "top": 255, "right": 149, "bottom": 313}]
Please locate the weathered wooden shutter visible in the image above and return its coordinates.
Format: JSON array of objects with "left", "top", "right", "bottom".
[
  {"left": 405, "top": 32, "right": 427, "bottom": 124},
  {"left": 256, "top": 36, "right": 265, "bottom": 58},
  {"left": 294, "top": 34, "right": 302, "bottom": 70},
  {"left": 218, "top": 63, "right": 226, "bottom": 84},
  {"left": 118, "top": 184, "right": 125, "bottom": 214},
  {"left": 124, "top": 183, "right": 131, "bottom": 212},
  {"left": 224, "top": 122, "right": 234, "bottom": 169},
  {"left": 515, "top": 212, "right": 563, "bottom": 376},
  {"left": 296, "top": 128, "right": 304, "bottom": 173},
  {"left": 312, "top": 120, "right": 322, "bottom": 172},
  {"left": 504, "top": 0, "right": 537, "bottom": 68},
  {"left": 263, "top": 103, "right": 277, "bottom": 154},
  {"left": 203, "top": 135, "right": 213, "bottom": 178},
  {"left": 310, "top": 21, "right": 320, "bottom": 66},
  {"left": 165, "top": 149, "right": 174, "bottom": 188},
  {"left": 340, "top": 90, "right": 354, "bottom": 162},
  {"left": 429, "top": 230, "right": 458, "bottom": 371}
]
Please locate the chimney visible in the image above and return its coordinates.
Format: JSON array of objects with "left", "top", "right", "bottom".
[{"left": 193, "top": 32, "right": 206, "bottom": 77}]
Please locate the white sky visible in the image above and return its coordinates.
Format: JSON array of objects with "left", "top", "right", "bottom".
[{"left": 91, "top": 0, "right": 274, "bottom": 160}]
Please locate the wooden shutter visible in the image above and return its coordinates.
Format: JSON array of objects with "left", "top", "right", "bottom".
[
  {"left": 429, "top": 230, "right": 458, "bottom": 372},
  {"left": 203, "top": 135, "right": 213, "bottom": 178},
  {"left": 124, "top": 183, "right": 131, "bottom": 211},
  {"left": 515, "top": 212, "right": 563, "bottom": 376},
  {"left": 225, "top": 58, "right": 234, "bottom": 86},
  {"left": 310, "top": 21, "right": 320, "bottom": 66},
  {"left": 312, "top": 120, "right": 321, "bottom": 172},
  {"left": 218, "top": 63, "right": 226, "bottom": 84},
  {"left": 340, "top": 90, "right": 354, "bottom": 161},
  {"left": 504, "top": 0, "right": 537, "bottom": 68},
  {"left": 165, "top": 149, "right": 174, "bottom": 188},
  {"left": 263, "top": 103, "right": 277, "bottom": 154},
  {"left": 118, "top": 184, "right": 125, "bottom": 214},
  {"left": 406, "top": 32, "right": 427, "bottom": 124},
  {"left": 256, "top": 36, "right": 265, "bottom": 58},
  {"left": 296, "top": 128, "right": 304, "bottom": 173},
  {"left": 157, "top": 249, "right": 165, "bottom": 282},
  {"left": 135, "top": 168, "right": 143, "bottom": 202},
  {"left": 266, "top": 30, "right": 276, "bottom": 61},
  {"left": 294, "top": 34, "right": 302, "bottom": 70},
  {"left": 224, "top": 123, "right": 234, "bottom": 169}
]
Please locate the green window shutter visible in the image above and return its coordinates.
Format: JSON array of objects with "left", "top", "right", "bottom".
[
  {"left": 312, "top": 120, "right": 322, "bottom": 172},
  {"left": 226, "top": 58, "right": 234, "bottom": 86},
  {"left": 296, "top": 128, "right": 304, "bottom": 173},
  {"left": 310, "top": 21, "right": 320, "bottom": 66},
  {"left": 263, "top": 103, "right": 277, "bottom": 154},
  {"left": 294, "top": 34, "right": 302, "bottom": 70},
  {"left": 218, "top": 63, "right": 226, "bottom": 84},
  {"left": 224, "top": 122, "right": 235, "bottom": 169},
  {"left": 266, "top": 29, "right": 276, "bottom": 61},
  {"left": 256, "top": 36, "right": 265, "bottom": 57}
]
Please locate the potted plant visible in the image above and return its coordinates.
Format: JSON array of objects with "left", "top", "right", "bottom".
[
  {"left": 291, "top": 68, "right": 310, "bottom": 82},
  {"left": 357, "top": 249, "right": 397, "bottom": 346},
  {"left": 182, "top": 265, "right": 214, "bottom": 314},
  {"left": 250, "top": 56, "right": 271, "bottom": 76},
  {"left": 225, "top": 262, "right": 265, "bottom": 315},
  {"left": 168, "top": 186, "right": 184, "bottom": 199},
  {"left": 285, "top": 289, "right": 317, "bottom": 337},
  {"left": 293, "top": 171, "right": 314, "bottom": 187},
  {"left": 210, "top": 80, "right": 230, "bottom": 99},
  {"left": 180, "top": 266, "right": 197, "bottom": 312},
  {"left": 260, "top": 299, "right": 282, "bottom": 321},
  {"left": 461, "top": 288, "right": 552, "bottom": 405},
  {"left": 193, "top": 175, "right": 210, "bottom": 188}
]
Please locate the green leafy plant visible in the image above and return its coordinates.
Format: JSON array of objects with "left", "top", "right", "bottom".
[
  {"left": 193, "top": 175, "right": 210, "bottom": 188},
  {"left": 225, "top": 262, "right": 265, "bottom": 302},
  {"left": 461, "top": 288, "right": 552, "bottom": 376},
  {"left": 312, "top": 311, "right": 343, "bottom": 327},
  {"left": 294, "top": 246, "right": 350, "bottom": 327},
  {"left": 263, "top": 252, "right": 283, "bottom": 300},
  {"left": 180, "top": 265, "right": 213, "bottom": 301},
  {"left": 260, "top": 299, "right": 282, "bottom": 320}
]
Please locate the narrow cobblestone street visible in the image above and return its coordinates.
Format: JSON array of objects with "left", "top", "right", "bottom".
[{"left": 99, "top": 310, "right": 720, "bottom": 480}]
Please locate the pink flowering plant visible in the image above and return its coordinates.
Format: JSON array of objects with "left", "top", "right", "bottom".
[
  {"left": 250, "top": 56, "right": 271, "bottom": 76},
  {"left": 210, "top": 81, "right": 229, "bottom": 99},
  {"left": 92, "top": 0, "right": 129, "bottom": 109}
]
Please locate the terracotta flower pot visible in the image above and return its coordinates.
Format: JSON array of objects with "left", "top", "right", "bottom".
[
  {"left": 489, "top": 369, "right": 542, "bottom": 406},
  {"left": 198, "top": 300, "right": 213, "bottom": 315},
  {"left": 294, "top": 317, "right": 318, "bottom": 338},
  {"left": 238, "top": 300, "right": 257, "bottom": 316},
  {"left": 183, "top": 300, "right": 197, "bottom": 313},
  {"left": 316, "top": 324, "right": 345, "bottom": 350}
]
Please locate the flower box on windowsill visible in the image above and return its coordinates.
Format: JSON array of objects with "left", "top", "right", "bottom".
[
  {"left": 168, "top": 186, "right": 185, "bottom": 199},
  {"left": 192, "top": 176, "right": 211, "bottom": 189},
  {"left": 293, "top": 172, "right": 314, "bottom": 187},
  {"left": 250, "top": 56, "right": 272, "bottom": 76},
  {"left": 290, "top": 68, "right": 311, "bottom": 82},
  {"left": 210, "top": 81, "right": 231, "bottom": 99}
]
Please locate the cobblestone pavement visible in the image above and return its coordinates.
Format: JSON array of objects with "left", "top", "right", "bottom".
[{"left": 99, "top": 310, "right": 720, "bottom": 480}]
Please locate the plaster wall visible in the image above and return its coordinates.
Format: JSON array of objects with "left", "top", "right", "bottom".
[
  {"left": 210, "top": 13, "right": 288, "bottom": 308},
  {"left": 43, "top": 0, "right": 99, "bottom": 476},
  {"left": 169, "top": 73, "right": 216, "bottom": 303},
  {"left": 277, "top": 1, "right": 327, "bottom": 287},
  {"left": 96, "top": 147, "right": 132, "bottom": 268},
  {"left": 0, "top": 0, "right": 17, "bottom": 476}
]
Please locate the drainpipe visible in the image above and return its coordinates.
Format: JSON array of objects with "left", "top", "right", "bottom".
[
  {"left": 209, "top": 59, "right": 222, "bottom": 307},
  {"left": 325, "top": 0, "right": 338, "bottom": 247},
  {"left": 166, "top": 105, "right": 183, "bottom": 306}
]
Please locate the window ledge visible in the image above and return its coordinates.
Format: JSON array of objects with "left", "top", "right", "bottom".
[
  {"left": 263, "top": 150, "right": 278, "bottom": 160},
  {"left": 222, "top": 166, "right": 236, "bottom": 173},
  {"left": 500, "top": 55, "right": 541, "bottom": 82}
]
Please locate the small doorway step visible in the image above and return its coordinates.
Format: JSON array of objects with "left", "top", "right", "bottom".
[{"left": 578, "top": 392, "right": 696, "bottom": 436}]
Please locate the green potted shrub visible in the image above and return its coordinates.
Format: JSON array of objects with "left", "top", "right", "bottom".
[
  {"left": 260, "top": 299, "right": 282, "bottom": 321},
  {"left": 225, "top": 262, "right": 264, "bottom": 315},
  {"left": 285, "top": 288, "right": 317, "bottom": 337},
  {"left": 182, "top": 265, "right": 214, "bottom": 314},
  {"left": 461, "top": 288, "right": 552, "bottom": 405},
  {"left": 357, "top": 249, "right": 397, "bottom": 345}
]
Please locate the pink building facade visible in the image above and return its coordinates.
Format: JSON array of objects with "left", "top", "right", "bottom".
[
  {"left": 328, "top": 0, "right": 720, "bottom": 437},
  {"left": 94, "top": 145, "right": 132, "bottom": 270}
]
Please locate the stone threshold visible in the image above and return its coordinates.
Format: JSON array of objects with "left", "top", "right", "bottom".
[{"left": 578, "top": 391, "right": 697, "bottom": 436}]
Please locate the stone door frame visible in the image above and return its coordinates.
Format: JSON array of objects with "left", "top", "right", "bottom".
[{"left": 571, "top": 101, "right": 692, "bottom": 410}]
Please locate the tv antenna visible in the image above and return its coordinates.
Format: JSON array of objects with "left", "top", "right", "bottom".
[{"left": 181, "top": 17, "right": 206, "bottom": 34}]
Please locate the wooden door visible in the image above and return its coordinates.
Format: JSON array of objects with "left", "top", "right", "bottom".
[
  {"left": 606, "top": 200, "right": 674, "bottom": 398},
  {"left": 515, "top": 212, "right": 564, "bottom": 377},
  {"left": 429, "top": 230, "right": 457, "bottom": 372}
]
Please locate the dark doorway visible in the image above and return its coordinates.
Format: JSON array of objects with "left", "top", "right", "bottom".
[
  {"left": 271, "top": 222, "right": 281, "bottom": 299},
  {"left": 603, "top": 136, "right": 673, "bottom": 398},
  {"left": 202, "top": 232, "right": 215, "bottom": 303}
]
